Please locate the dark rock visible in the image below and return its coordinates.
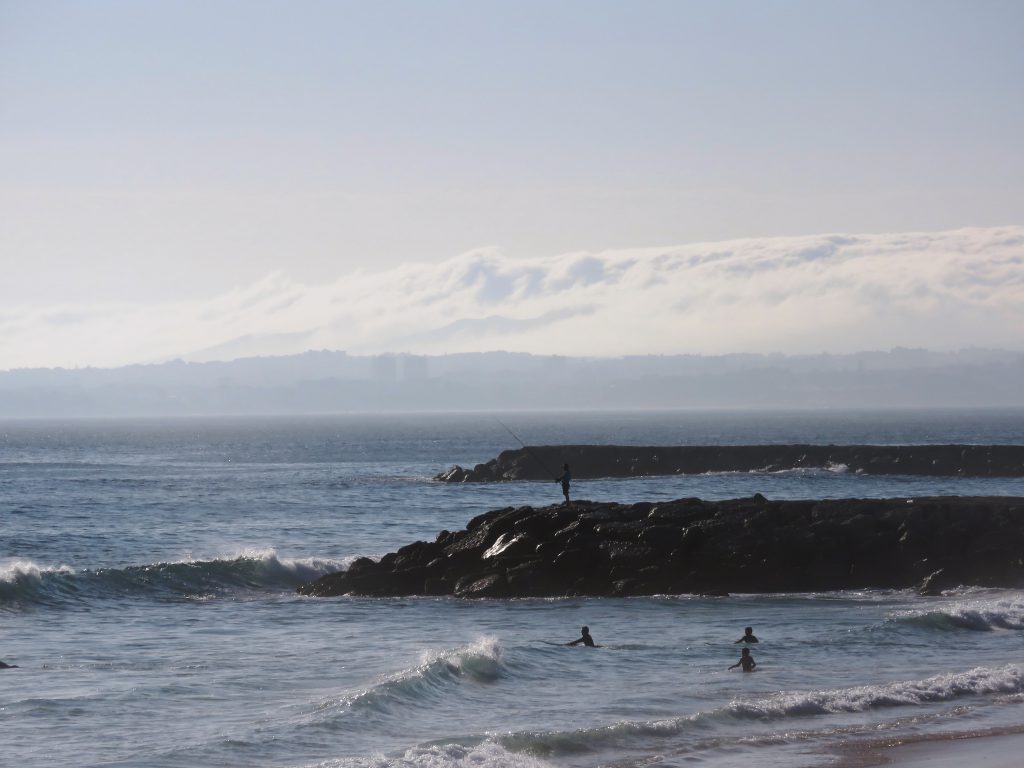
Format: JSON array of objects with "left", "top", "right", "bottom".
[
  {"left": 423, "top": 576, "right": 451, "bottom": 595},
  {"left": 434, "top": 529, "right": 454, "bottom": 544},
  {"left": 505, "top": 560, "right": 562, "bottom": 596},
  {"left": 298, "top": 495, "right": 1024, "bottom": 598},
  {"left": 482, "top": 532, "right": 537, "bottom": 562},
  {"left": 638, "top": 525, "right": 681, "bottom": 551},
  {"left": 455, "top": 572, "right": 507, "bottom": 598},
  {"left": 612, "top": 578, "right": 643, "bottom": 596},
  {"left": 347, "top": 556, "right": 375, "bottom": 572},
  {"left": 917, "top": 569, "right": 944, "bottom": 595},
  {"left": 436, "top": 466, "right": 469, "bottom": 482},
  {"left": 593, "top": 521, "right": 645, "bottom": 540},
  {"left": 437, "top": 445, "right": 1024, "bottom": 482},
  {"left": 601, "top": 542, "right": 655, "bottom": 568},
  {"left": 551, "top": 519, "right": 584, "bottom": 540},
  {"left": 552, "top": 548, "right": 598, "bottom": 573}
]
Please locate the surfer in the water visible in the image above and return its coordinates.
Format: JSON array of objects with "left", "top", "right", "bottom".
[
  {"left": 729, "top": 647, "right": 757, "bottom": 672},
  {"left": 566, "top": 625, "right": 599, "bottom": 647},
  {"left": 734, "top": 626, "right": 759, "bottom": 643},
  {"left": 555, "top": 463, "right": 571, "bottom": 505}
]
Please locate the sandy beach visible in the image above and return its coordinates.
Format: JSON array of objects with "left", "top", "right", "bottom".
[{"left": 836, "top": 728, "right": 1024, "bottom": 767}]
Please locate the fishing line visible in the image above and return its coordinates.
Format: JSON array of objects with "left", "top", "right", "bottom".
[{"left": 494, "top": 417, "right": 558, "bottom": 480}]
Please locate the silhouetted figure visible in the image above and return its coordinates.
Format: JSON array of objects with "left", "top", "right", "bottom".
[
  {"left": 729, "top": 647, "right": 757, "bottom": 672},
  {"left": 555, "top": 463, "right": 572, "bottom": 504},
  {"left": 566, "top": 625, "right": 599, "bottom": 647},
  {"left": 0, "top": 660, "right": 18, "bottom": 669},
  {"left": 734, "top": 626, "right": 759, "bottom": 643}
]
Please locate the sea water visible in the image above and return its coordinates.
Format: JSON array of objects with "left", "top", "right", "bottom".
[{"left": 3, "top": 410, "right": 1024, "bottom": 768}]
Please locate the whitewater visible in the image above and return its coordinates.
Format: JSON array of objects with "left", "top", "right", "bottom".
[{"left": 3, "top": 410, "right": 1024, "bottom": 768}]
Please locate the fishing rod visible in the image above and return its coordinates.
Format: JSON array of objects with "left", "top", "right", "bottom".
[{"left": 494, "top": 417, "right": 559, "bottom": 480}]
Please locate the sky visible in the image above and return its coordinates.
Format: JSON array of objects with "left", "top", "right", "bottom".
[
  {"left": 4, "top": 226, "right": 1023, "bottom": 369},
  {"left": 1, "top": 1, "right": 1023, "bottom": 368}
]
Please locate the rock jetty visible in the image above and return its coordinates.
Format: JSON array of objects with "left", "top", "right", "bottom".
[
  {"left": 298, "top": 496, "right": 1024, "bottom": 598},
  {"left": 436, "top": 444, "right": 1024, "bottom": 482}
]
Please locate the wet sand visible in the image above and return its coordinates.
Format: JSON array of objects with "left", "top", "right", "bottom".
[{"left": 835, "top": 728, "right": 1024, "bottom": 767}]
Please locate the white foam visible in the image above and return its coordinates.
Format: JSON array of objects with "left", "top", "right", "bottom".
[
  {"left": 307, "top": 741, "right": 550, "bottom": 768},
  {"left": 418, "top": 635, "right": 502, "bottom": 675},
  {"left": 892, "top": 595, "right": 1024, "bottom": 631},
  {"left": 168, "top": 548, "right": 352, "bottom": 578},
  {"left": 494, "top": 665, "right": 1024, "bottom": 754},
  {"left": 727, "top": 664, "right": 1024, "bottom": 718},
  {"left": 0, "top": 559, "right": 75, "bottom": 583}
]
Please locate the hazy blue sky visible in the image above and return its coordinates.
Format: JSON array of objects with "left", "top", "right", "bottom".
[{"left": 1, "top": 1, "right": 1023, "bottom": 367}]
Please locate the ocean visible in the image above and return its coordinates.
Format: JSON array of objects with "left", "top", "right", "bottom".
[{"left": 3, "top": 410, "right": 1024, "bottom": 768}]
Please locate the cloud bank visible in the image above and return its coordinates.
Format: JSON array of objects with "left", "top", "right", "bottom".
[{"left": 4, "top": 226, "right": 1023, "bottom": 370}]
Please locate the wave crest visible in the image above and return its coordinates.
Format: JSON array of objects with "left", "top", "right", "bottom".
[
  {"left": 496, "top": 664, "right": 1024, "bottom": 755},
  {"left": 320, "top": 637, "right": 505, "bottom": 718},
  {"left": 891, "top": 596, "right": 1024, "bottom": 632},
  {"left": 0, "top": 550, "right": 349, "bottom": 609},
  {"left": 727, "top": 665, "right": 1024, "bottom": 719}
]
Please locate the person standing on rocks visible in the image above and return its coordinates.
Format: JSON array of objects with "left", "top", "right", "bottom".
[{"left": 555, "top": 463, "right": 572, "bottom": 505}]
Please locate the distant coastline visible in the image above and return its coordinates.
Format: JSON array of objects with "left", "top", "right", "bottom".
[{"left": 2, "top": 347, "right": 1024, "bottom": 416}]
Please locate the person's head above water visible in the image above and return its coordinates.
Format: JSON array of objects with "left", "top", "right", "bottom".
[
  {"left": 581, "top": 625, "right": 590, "bottom": 634},
  {"left": 735, "top": 626, "right": 759, "bottom": 643},
  {"left": 741, "top": 647, "right": 751, "bottom": 656}
]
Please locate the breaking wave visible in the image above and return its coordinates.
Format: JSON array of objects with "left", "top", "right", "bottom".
[
  {"left": 0, "top": 550, "right": 349, "bottom": 609},
  {"left": 890, "top": 596, "right": 1024, "bottom": 632},
  {"left": 493, "top": 664, "right": 1024, "bottom": 755},
  {"left": 315, "top": 637, "right": 506, "bottom": 719},
  {"left": 306, "top": 741, "right": 549, "bottom": 768},
  {"left": 295, "top": 664, "right": 1024, "bottom": 766}
]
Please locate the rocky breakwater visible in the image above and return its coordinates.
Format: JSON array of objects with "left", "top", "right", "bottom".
[
  {"left": 298, "top": 496, "right": 1024, "bottom": 598},
  {"left": 436, "top": 444, "right": 1024, "bottom": 482}
]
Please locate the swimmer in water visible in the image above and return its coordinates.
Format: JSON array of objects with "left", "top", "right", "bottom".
[
  {"left": 729, "top": 647, "right": 757, "bottom": 672},
  {"left": 734, "top": 626, "right": 759, "bottom": 643},
  {"left": 566, "top": 625, "right": 600, "bottom": 647}
]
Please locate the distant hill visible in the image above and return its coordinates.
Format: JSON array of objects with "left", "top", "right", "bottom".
[{"left": 1, "top": 348, "right": 1023, "bottom": 417}]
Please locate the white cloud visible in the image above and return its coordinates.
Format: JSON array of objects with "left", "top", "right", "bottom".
[{"left": 2, "top": 226, "right": 1023, "bottom": 369}]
